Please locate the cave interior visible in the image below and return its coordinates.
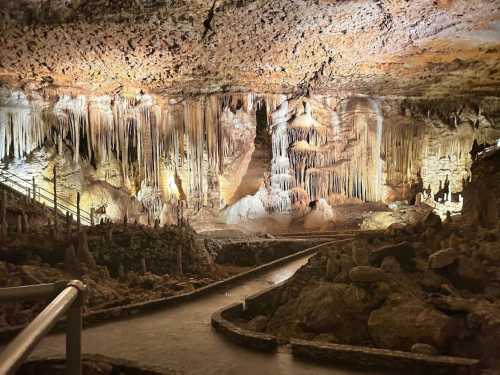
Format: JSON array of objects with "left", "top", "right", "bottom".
[{"left": 0, "top": 1, "right": 500, "bottom": 374}]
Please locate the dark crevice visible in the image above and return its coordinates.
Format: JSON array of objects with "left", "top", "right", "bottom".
[{"left": 202, "top": 1, "right": 217, "bottom": 39}]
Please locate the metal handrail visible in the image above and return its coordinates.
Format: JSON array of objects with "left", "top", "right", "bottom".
[
  {"left": 0, "top": 169, "right": 87, "bottom": 211},
  {"left": 0, "top": 170, "right": 92, "bottom": 225},
  {"left": 0, "top": 280, "right": 87, "bottom": 375}
]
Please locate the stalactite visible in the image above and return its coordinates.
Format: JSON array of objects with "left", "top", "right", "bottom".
[
  {"left": 205, "top": 95, "right": 223, "bottom": 174},
  {"left": 0, "top": 90, "right": 46, "bottom": 160},
  {"left": 88, "top": 96, "right": 114, "bottom": 163},
  {"left": 184, "top": 97, "right": 206, "bottom": 209},
  {"left": 287, "top": 97, "right": 384, "bottom": 204},
  {"left": 53, "top": 95, "right": 88, "bottom": 163},
  {"left": 3, "top": 87, "right": 498, "bottom": 224}
]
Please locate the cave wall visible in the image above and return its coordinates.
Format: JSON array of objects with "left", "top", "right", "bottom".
[{"left": 0, "top": 88, "right": 499, "bottom": 225}]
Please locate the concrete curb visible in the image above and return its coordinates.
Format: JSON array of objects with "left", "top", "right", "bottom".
[
  {"left": 291, "top": 339, "right": 479, "bottom": 374},
  {"left": 0, "top": 238, "right": 348, "bottom": 342},
  {"left": 211, "top": 303, "right": 277, "bottom": 351}
]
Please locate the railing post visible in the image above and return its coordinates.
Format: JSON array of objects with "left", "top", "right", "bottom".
[
  {"left": 32, "top": 177, "right": 36, "bottom": 203},
  {"left": 76, "top": 192, "right": 81, "bottom": 232},
  {"left": 90, "top": 208, "right": 95, "bottom": 226},
  {"left": 66, "top": 280, "right": 86, "bottom": 375},
  {"left": 1, "top": 189, "right": 6, "bottom": 229},
  {"left": 53, "top": 165, "right": 58, "bottom": 234}
]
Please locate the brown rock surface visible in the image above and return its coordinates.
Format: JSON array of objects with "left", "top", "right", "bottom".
[
  {"left": 0, "top": 1, "right": 499, "bottom": 96},
  {"left": 428, "top": 248, "right": 458, "bottom": 269},
  {"left": 367, "top": 296, "right": 456, "bottom": 352}
]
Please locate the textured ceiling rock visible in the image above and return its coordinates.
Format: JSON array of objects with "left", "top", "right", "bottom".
[{"left": 0, "top": 0, "right": 500, "bottom": 96}]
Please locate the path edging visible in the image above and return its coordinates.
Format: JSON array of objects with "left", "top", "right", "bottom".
[
  {"left": 211, "top": 303, "right": 277, "bottom": 351},
  {"left": 291, "top": 339, "right": 479, "bottom": 373}
]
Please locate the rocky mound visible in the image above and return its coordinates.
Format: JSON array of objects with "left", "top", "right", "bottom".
[
  {"left": 0, "top": 195, "right": 232, "bottom": 330},
  {"left": 237, "top": 152, "right": 500, "bottom": 371}
]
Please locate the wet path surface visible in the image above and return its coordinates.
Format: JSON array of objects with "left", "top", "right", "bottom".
[{"left": 33, "top": 255, "right": 388, "bottom": 375}]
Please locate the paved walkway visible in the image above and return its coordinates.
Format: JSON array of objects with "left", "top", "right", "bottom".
[{"left": 33, "top": 255, "right": 387, "bottom": 375}]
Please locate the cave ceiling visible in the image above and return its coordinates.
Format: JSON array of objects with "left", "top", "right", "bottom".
[{"left": 0, "top": 0, "right": 500, "bottom": 97}]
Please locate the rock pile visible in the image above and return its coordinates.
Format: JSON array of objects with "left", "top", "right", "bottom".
[{"left": 236, "top": 153, "right": 500, "bottom": 371}]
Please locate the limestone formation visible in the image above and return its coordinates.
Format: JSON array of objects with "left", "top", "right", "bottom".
[
  {"left": 367, "top": 298, "right": 455, "bottom": 352},
  {"left": 428, "top": 248, "right": 458, "bottom": 270},
  {"left": 16, "top": 215, "right": 22, "bottom": 234},
  {"left": 351, "top": 242, "right": 369, "bottom": 266},
  {"left": 369, "top": 242, "right": 415, "bottom": 270},
  {"left": 22, "top": 212, "right": 29, "bottom": 233},
  {"left": 64, "top": 245, "right": 81, "bottom": 276},
  {"left": 0, "top": 1, "right": 499, "bottom": 372},
  {"left": 77, "top": 231, "right": 96, "bottom": 269},
  {"left": 380, "top": 256, "right": 401, "bottom": 274}
]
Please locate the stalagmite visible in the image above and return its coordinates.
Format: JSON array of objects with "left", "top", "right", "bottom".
[
  {"left": 16, "top": 214, "right": 22, "bottom": 233},
  {"left": 78, "top": 231, "right": 96, "bottom": 269},
  {"left": 53, "top": 165, "right": 58, "bottom": 234},
  {"left": 1, "top": 190, "right": 6, "bottom": 227},
  {"left": 177, "top": 247, "right": 183, "bottom": 275},
  {"left": 118, "top": 263, "right": 125, "bottom": 279},
  {"left": 65, "top": 212, "right": 71, "bottom": 234},
  {"left": 76, "top": 192, "right": 81, "bottom": 231},
  {"left": 22, "top": 211, "right": 29, "bottom": 233},
  {"left": 64, "top": 244, "right": 81, "bottom": 276}
]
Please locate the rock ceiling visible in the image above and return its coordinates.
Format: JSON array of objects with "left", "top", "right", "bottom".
[{"left": 0, "top": 0, "right": 500, "bottom": 97}]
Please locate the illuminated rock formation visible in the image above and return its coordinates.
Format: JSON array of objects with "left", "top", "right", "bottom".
[{"left": 0, "top": 89, "right": 499, "bottom": 226}]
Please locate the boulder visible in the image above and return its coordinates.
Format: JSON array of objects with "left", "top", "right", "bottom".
[
  {"left": 428, "top": 248, "right": 458, "bottom": 269},
  {"left": 266, "top": 282, "right": 379, "bottom": 344},
  {"left": 454, "top": 256, "right": 486, "bottom": 291},
  {"left": 325, "top": 251, "right": 353, "bottom": 283},
  {"left": 429, "top": 295, "right": 473, "bottom": 313},
  {"left": 479, "top": 243, "right": 500, "bottom": 265},
  {"left": 369, "top": 242, "right": 415, "bottom": 270},
  {"left": 380, "top": 256, "right": 401, "bottom": 273},
  {"left": 424, "top": 212, "right": 442, "bottom": 232},
  {"left": 140, "top": 272, "right": 162, "bottom": 289},
  {"left": 349, "top": 266, "right": 386, "bottom": 283},
  {"left": 368, "top": 297, "right": 456, "bottom": 351}
]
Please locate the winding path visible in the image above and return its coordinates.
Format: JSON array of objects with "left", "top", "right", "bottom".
[{"left": 33, "top": 255, "right": 387, "bottom": 375}]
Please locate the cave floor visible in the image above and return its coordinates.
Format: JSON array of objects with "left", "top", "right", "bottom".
[{"left": 30, "top": 254, "right": 390, "bottom": 375}]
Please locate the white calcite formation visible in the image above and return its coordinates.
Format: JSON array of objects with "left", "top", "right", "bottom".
[
  {"left": 289, "top": 97, "right": 384, "bottom": 206},
  {"left": 304, "top": 198, "right": 334, "bottom": 230},
  {"left": 269, "top": 97, "right": 292, "bottom": 213},
  {"left": 0, "top": 89, "right": 46, "bottom": 160},
  {"left": 0, "top": 89, "right": 499, "bottom": 225}
]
